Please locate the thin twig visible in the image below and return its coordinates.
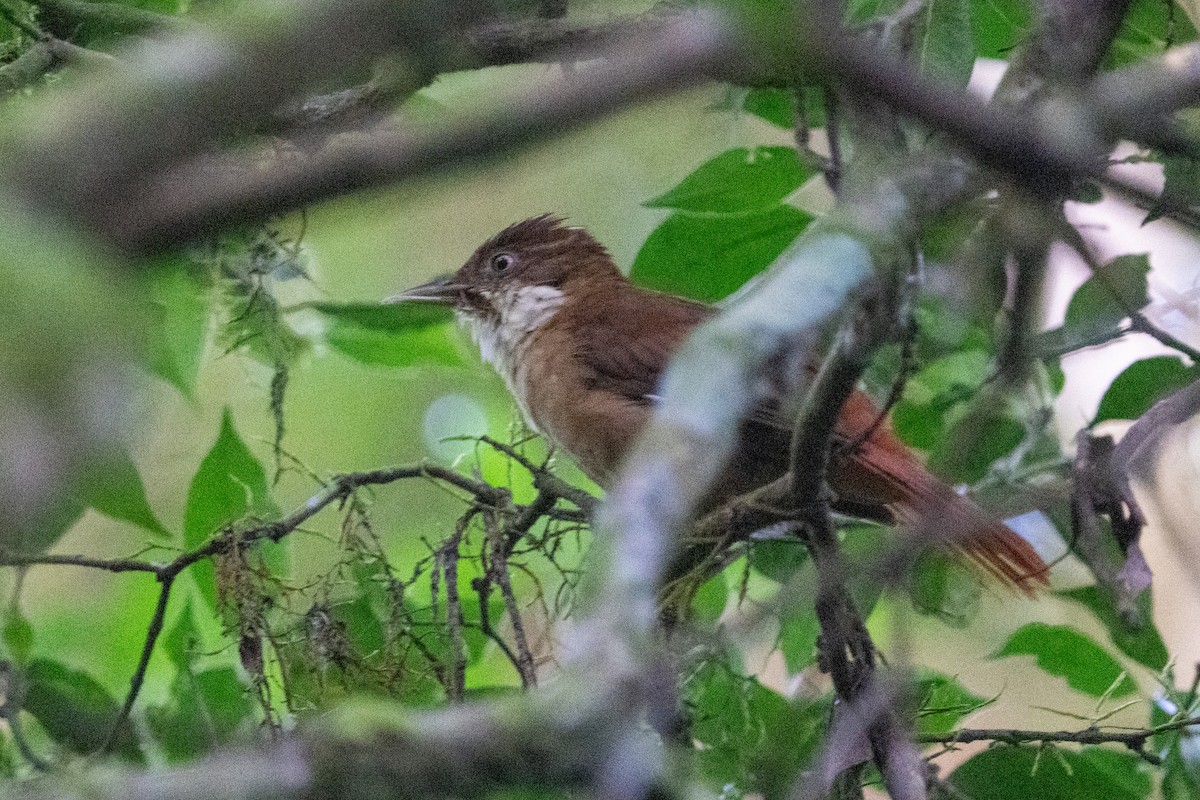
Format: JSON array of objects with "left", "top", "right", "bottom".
[{"left": 101, "top": 575, "right": 175, "bottom": 754}]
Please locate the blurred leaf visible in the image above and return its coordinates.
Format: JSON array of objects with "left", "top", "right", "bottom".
[
  {"left": 911, "top": 0, "right": 975, "bottom": 86},
  {"left": 910, "top": 553, "right": 981, "bottom": 627},
  {"left": 893, "top": 348, "right": 992, "bottom": 452},
  {"left": 145, "top": 257, "right": 209, "bottom": 399},
  {"left": 309, "top": 301, "right": 454, "bottom": 331},
  {"left": 841, "top": 524, "right": 889, "bottom": 618},
  {"left": 1108, "top": 0, "right": 1198, "bottom": 68},
  {"left": 184, "top": 410, "right": 277, "bottom": 610},
  {"left": 970, "top": 0, "right": 1032, "bottom": 58},
  {"left": 2, "top": 608, "right": 32, "bottom": 663},
  {"left": 1063, "top": 254, "right": 1150, "bottom": 335},
  {"left": 949, "top": 745, "right": 1151, "bottom": 799},
  {"left": 1149, "top": 152, "right": 1200, "bottom": 223},
  {"left": 930, "top": 401, "right": 1025, "bottom": 483},
  {"left": 309, "top": 302, "right": 463, "bottom": 367},
  {"left": 992, "top": 623, "right": 1137, "bottom": 697},
  {"left": 631, "top": 206, "right": 813, "bottom": 302},
  {"left": 76, "top": 449, "right": 171, "bottom": 538},
  {"left": 743, "top": 88, "right": 793, "bottom": 127},
  {"left": 1072, "top": 181, "right": 1104, "bottom": 204},
  {"left": 1156, "top": 692, "right": 1200, "bottom": 800},
  {"left": 1095, "top": 357, "right": 1200, "bottom": 424},
  {"left": 749, "top": 539, "right": 809, "bottom": 583},
  {"left": 22, "top": 659, "right": 142, "bottom": 762},
  {"left": 146, "top": 666, "right": 252, "bottom": 762},
  {"left": 1058, "top": 586, "right": 1168, "bottom": 671},
  {"left": 778, "top": 611, "right": 820, "bottom": 672},
  {"left": 914, "top": 671, "right": 986, "bottom": 735},
  {"left": 691, "top": 574, "right": 729, "bottom": 624},
  {"left": 686, "top": 662, "right": 826, "bottom": 799},
  {"left": 163, "top": 598, "right": 202, "bottom": 671},
  {"left": 645, "top": 147, "right": 814, "bottom": 214}
]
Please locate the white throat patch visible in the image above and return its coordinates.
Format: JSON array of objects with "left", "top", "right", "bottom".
[{"left": 458, "top": 285, "right": 566, "bottom": 426}]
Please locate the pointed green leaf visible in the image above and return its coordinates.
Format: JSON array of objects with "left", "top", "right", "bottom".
[
  {"left": 1064, "top": 254, "right": 1150, "bottom": 335},
  {"left": 23, "top": 659, "right": 142, "bottom": 762},
  {"left": 184, "top": 410, "right": 277, "bottom": 609},
  {"left": 914, "top": 671, "right": 986, "bottom": 735},
  {"left": 145, "top": 258, "right": 209, "bottom": 399},
  {"left": 992, "top": 623, "right": 1137, "bottom": 697},
  {"left": 1095, "top": 357, "right": 1200, "bottom": 424},
  {"left": 949, "top": 745, "right": 1151, "bottom": 800},
  {"left": 645, "top": 147, "right": 814, "bottom": 214},
  {"left": 77, "top": 449, "right": 171, "bottom": 538},
  {"left": 184, "top": 410, "right": 275, "bottom": 548},
  {"left": 1059, "top": 586, "right": 1168, "bottom": 671},
  {"left": 630, "top": 206, "right": 813, "bottom": 302}
]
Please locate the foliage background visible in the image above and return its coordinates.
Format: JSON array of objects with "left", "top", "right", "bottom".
[{"left": 1, "top": 0, "right": 1199, "bottom": 796}]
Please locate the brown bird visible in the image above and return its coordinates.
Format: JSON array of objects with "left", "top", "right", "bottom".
[{"left": 389, "top": 215, "right": 1049, "bottom": 594}]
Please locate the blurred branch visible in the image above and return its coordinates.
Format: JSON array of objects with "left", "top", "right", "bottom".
[{"left": 100, "top": 12, "right": 731, "bottom": 252}]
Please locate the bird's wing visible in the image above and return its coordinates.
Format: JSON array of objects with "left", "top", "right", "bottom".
[{"left": 573, "top": 288, "right": 712, "bottom": 403}]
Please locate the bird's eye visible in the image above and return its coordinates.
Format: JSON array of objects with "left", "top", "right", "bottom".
[{"left": 490, "top": 253, "right": 515, "bottom": 272}]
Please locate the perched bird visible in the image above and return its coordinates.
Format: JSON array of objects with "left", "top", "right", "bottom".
[{"left": 388, "top": 215, "right": 1049, "bottom": 594}]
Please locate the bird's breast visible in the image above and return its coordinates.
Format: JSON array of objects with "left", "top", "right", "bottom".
[{"left": 459, "top": 285, "right": 568, "bottom": 432}]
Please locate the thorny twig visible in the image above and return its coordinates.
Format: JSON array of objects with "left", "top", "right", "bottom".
[{"left": 918, "top": 713, "right": 1200, "bottom": 765}]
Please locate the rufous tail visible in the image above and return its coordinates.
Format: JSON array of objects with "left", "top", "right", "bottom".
[{"left": 833, "top": 393, "right": 1050, "bottom": 595}]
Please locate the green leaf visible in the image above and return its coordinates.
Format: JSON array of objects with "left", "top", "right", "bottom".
[
  {"left": 22, "top": 659, "right": 142, "bottom": 762},
  {"left": 970, "top": 0, "right": 1032, "bottom": 59},
  {"left": 77, "top": 449, "right": 171, "bottom": 538},
  {"left": 914, "top": 671, "right": 986, "bottom": 735},
  {"left": 1150, "top": 155, "right": 1200, "bottom": 222},
  {"left": 645, "top": 147, "right": 814, "bottom": 214},
  {"left": 911, "top": 0, "right": 975, "bottom": 86},
  {"left": 750, "top": 539, "right": 809, "bottom": 583},
  {"left": 1063, "top": 254, "right": 1150, "bottom": 335},
  {"left": 909, "top": 554, "right": 981, "bottom": 627},
  {"left": 146, "top": 666, "right": 252, "bottom": 762},
  {"left": 949, "top": 745, "right": 1151, "bottom": 800},
  {"left": 1058, "top": 586, "right": 1168, "bottom": 671},
  {"left": 778, "top": 611, "right": 820, "bottom": 672},
  {"left": 2, "top": 609, "right": 32, "bottom": 663},
  {"left": 631, "top": 206, "right": 813, "bottom": 302},
  {"left": 184, "top": 409, "right": 275, "bottom": 548},
  {"left": 929, "top": 402, "right": 1025, "bottom": 483},
  {"left": 309, "top": 302, "right": 462, "bottom": 367},
  {"left": 163, "top": 597, "right": 203, "bottom": 672},
  {"left": 184, "top": 410, "right": 277, "bottom": 610},
  {"left": 1094, "top": 357, "right": 1200, "bottom": 424},
  {"left": 145, "top": 257, "right": 209, "bottom": 399},
  {"left": 686, "top": 663, "right": 827, "bottom": 799},
  {"left": 992, "top": 623, "right": 1137, "bottom": 698},
  {"left": 1108, "top": 0, "right": 1199, "bottom": 68},
  {"left": 691, "top": 574, "right": 729, "bottom": 624},
  {"left": 743, "top": 88, "right": 793, "bottom": 128}
]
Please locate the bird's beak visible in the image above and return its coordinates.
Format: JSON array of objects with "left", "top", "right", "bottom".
[{"left": 383, "top": 274, "right": 465, "bottom": 305}]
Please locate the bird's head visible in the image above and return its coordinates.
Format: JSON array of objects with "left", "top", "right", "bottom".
[{"left": 385, "top": 215, "right": 622, "bottom": 325}]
